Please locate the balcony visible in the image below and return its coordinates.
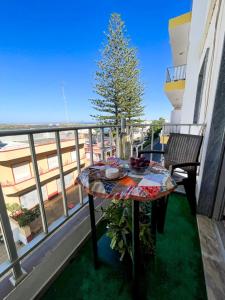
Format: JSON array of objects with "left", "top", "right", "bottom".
[
  {"left": 0, "top": 123, "right": 224, "bottom": 300},
  {"left": 1, "top": 157, "right": 86, "bottom": 196},
  {"left": 0, "top": 137, "right": 85, "bottom": 162},
  {"left": 42, "top": 193, "right": 207, "bottom": 300},
  {"left": 169, "top": 12, "right": 191, "bottom": 66},
  {"left": 164, "top": 65, "right": 186, "bottom": 109}
]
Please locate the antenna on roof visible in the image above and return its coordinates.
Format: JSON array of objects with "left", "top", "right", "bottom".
[{"left": 61, "top": 82, "right": 70, "bottom": 124}]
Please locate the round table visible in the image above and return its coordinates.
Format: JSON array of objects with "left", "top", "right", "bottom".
[{"left": 77, "top": 157, "right": 176, "bottom": 292}]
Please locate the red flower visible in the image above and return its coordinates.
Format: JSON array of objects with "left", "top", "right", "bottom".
[{"left": 141, "top": 186, "right": 160, "bottom": 198}]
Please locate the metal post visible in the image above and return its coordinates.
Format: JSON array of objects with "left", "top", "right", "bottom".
[
  {"left": 28, "top": 134, "right": 48, "bottom": 234},
  {"left": 0, "top": 186, "right": 26, "bottom": 285},
  {"left": 175, "top": 66, "right": 178, "bottom": 80},
  {"left": 166, "top": 68, "right": 170, "bottom": 82},
  {"left": 88, "top": 128, "right": 94, "bottom": 165},
  {"left": 141, "top": 127, "right": 144, "bottom": 150},
  {"left": 74, "top": 129, "right": 83, "bottom": 205},
  {"left": 151, "top": 126, "right": 154, "bottom": 161},
  {"left": 120, "top": 118, "right": 128, "bottom": 160},
  {"left": 74, "top": 130, "right": 81, "bottom": 173},
  {"left": 161, "top": 125, "right": 165, "bottom": 165},
  {"left": 55, "top": 131, "right": 68, "bottom": 217},
  {"left": 88, "top": 194, "right": 98, "bottom": 269},
  {"left": 130, "top": 125, "right": 134, "bottom": 157},
  {"left": 116, "top": 127, "right": 120, "bottom": 157},
  {"left": 151, "top": 201, "right": 157, "bottom": 244},
  {"left": 188, "top": 125, "right": 191, "bottom": 134},
  {"left": 132, "top": 200, "right": 140, "bottom": 289},
  {"left": 161, "top": 125, "right": 165, "bottom": 151},
  {"left": 109, "top": 129, "right": 113, "bottom": 157},
  {"left": 100, "top": 128, "right": 104, "bottom": 160}
]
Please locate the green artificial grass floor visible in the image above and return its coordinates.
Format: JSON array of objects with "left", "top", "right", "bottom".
[{"left": 42, "top": 194, "right": 207, "bottom": 300}]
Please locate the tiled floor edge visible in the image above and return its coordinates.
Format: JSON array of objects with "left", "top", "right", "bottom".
[{"left": 197, "top": 215, "right": 225, "bottom": 300}]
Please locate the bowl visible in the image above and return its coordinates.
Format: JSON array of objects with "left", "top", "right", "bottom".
[
  {"left": 129, "top": 157, "right": 150, "bottom": 174},
  {"left": 129, "top": 165, "right": 148, "bottom": 174}
]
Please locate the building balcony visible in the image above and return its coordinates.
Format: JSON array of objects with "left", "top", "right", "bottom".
[
  {"left": 169, "top": 12, "right": 191, "bottom": 66},
  {"left": 1, "top": 157, "right": 86, "bottom": 196},
  {"left": 0, "top": 138, "right": 85, "bottom": 162},
  {"left": 164, "top": 65, "right": 186, "bottom": 109}
]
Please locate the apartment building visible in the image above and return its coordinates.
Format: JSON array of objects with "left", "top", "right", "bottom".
[
  {"left": 164, "top": 12, "right": 191, "bottom": 124},
  {"left": 164, "top": 0, "right": 225, "bottom": 218},
  {"left": 162, "top": 3, "right": 225, "bottom": 296},
  {"left": 0, "top": 133, "right": 86, "bottom": 244},
  {"left": 179, "top": 0, "right": 225, "bottom": 221},
  {"left": 79, "top": 128, "right": 116, "bottom": 162}
]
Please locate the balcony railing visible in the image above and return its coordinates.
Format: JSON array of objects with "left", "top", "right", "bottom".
[
  {"left": 166, "top": 64, "right": 186, "bottom": 82},
  {"left": 0, "top": 122, "right": 205, "bottom": 289}
]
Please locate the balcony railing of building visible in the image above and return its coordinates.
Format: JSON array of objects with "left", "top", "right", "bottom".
[
  {"left": 0, "top": 122, "right": 205, "bottom": 289},
  {"left": 166, "top": 64, "right": 186, "bottom": 82}
]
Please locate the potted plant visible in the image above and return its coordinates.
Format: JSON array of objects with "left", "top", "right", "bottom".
[
  {"left": 102, "top": 199, "right": 155, "bottom": 262},
  {"left": 16, "top": 206, "right": 40, "bottom": 227},
  {"left": 6, "top": 203, "right": 40, "bottom": 227}
]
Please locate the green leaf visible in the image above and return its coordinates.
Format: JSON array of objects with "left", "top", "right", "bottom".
[
  {"left": 110, "top": 235, "right": 117, "bottom": 249},
  {"left": 118, "top": 239, "right": 124, "bottom": 249}
]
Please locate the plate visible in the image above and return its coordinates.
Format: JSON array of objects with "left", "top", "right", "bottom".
[{"left": 102, "top": 171, "right": 128, "bottom": 181}]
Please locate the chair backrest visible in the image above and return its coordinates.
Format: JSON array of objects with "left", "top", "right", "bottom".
[{"left": 164, "top": 133, "right": 203, "bottom": 172}]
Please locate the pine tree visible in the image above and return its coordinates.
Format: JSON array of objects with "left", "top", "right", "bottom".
[{"left": 90, "top": 13, "right": 144, "bottom": 125}]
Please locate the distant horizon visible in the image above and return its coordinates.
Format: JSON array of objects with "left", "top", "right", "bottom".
[
  {"left": 0, "top": 0, "right": 191, "bottom": 123},
  {"left": 0, "top": 117, "right": 168, "bottom": 126}
]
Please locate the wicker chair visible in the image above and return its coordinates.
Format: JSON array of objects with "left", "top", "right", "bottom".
[{"left": 138, "top": 133, "right": 203, "bottom": 230}]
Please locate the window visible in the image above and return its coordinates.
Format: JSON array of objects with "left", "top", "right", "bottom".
[
  {"left": 42, "top": 185, "right": 48, "bottom": 201},
  {"left": 48, "top": 155, "right": 59, "bottom": 170},
  {"left": 37, "top": 160, "right": 45, "bottom": 175},
  {"left": 20, "top": 190, "right": 38, "bottom": 209},
  {"left": 193, "top": 48, "right": 209, "bottom": 124},
  {"left": 71, "top": 151, "right": 77, "bottom": 162},
  {"left": 57, "top": 178, "right": 62, "bottom": 193},
  {"left": 64, "top": 173, "right": 73, "bottom": 188},
  {"left": 13, "top": 162, "right": 31, "bottom": 183},
  {"left": 20, "top": 186, "right": 47, "bottom": 209}
]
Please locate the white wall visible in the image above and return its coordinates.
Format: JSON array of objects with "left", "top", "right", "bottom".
[
  {"left": 181, "top": 0, "right": 209, "bottom": 124},
  {"left": 181, "top": 0, "right": 225, "bottom": 199},
  {"left": 170, "top": 109, "right": 181, "bottom": 124}
]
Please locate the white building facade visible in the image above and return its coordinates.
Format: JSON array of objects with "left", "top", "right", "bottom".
[{"left": 165, "top": 0, "right": 225, "bottom": 219}]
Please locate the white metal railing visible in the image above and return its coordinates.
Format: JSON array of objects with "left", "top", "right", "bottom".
[
  {"left": 0, "top": 122, "right": 205, "bottom": 285},
  {"left": 166, "top": 65, "right": 186, "bottom": 82}
]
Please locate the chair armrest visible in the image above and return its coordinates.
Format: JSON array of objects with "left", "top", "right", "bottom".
[
  {"left": 170, "top": 162, "right": 200, "bottom": 175},
  {"left": 138, "top": 150, "right": 165, "bottom": 157}
]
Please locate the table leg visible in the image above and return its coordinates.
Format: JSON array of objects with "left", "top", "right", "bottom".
[
  {"left": 88, "top": 193, "right": 99, "bottom": 269},
  {"left": 157, "top": 196, "right": 168, "bottom": 234},
  {"left": 151, "top": 201, "right": 157, "bottom": 245},
  {"left": 132, "top": 200, "right": 140, "bottom": 297}
]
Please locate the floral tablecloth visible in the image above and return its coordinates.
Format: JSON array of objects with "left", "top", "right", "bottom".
[{"left": 77, "top": 157, "right": 176, "bottom": 202}]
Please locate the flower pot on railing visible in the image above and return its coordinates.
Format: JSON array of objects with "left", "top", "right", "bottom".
[{"left": 9, "top": 216, "right": 32, "bottom": 244}]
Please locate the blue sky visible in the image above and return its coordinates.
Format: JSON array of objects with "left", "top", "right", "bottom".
[{"left": 0, "top": 0, "right": 191, "bottom": 123}]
